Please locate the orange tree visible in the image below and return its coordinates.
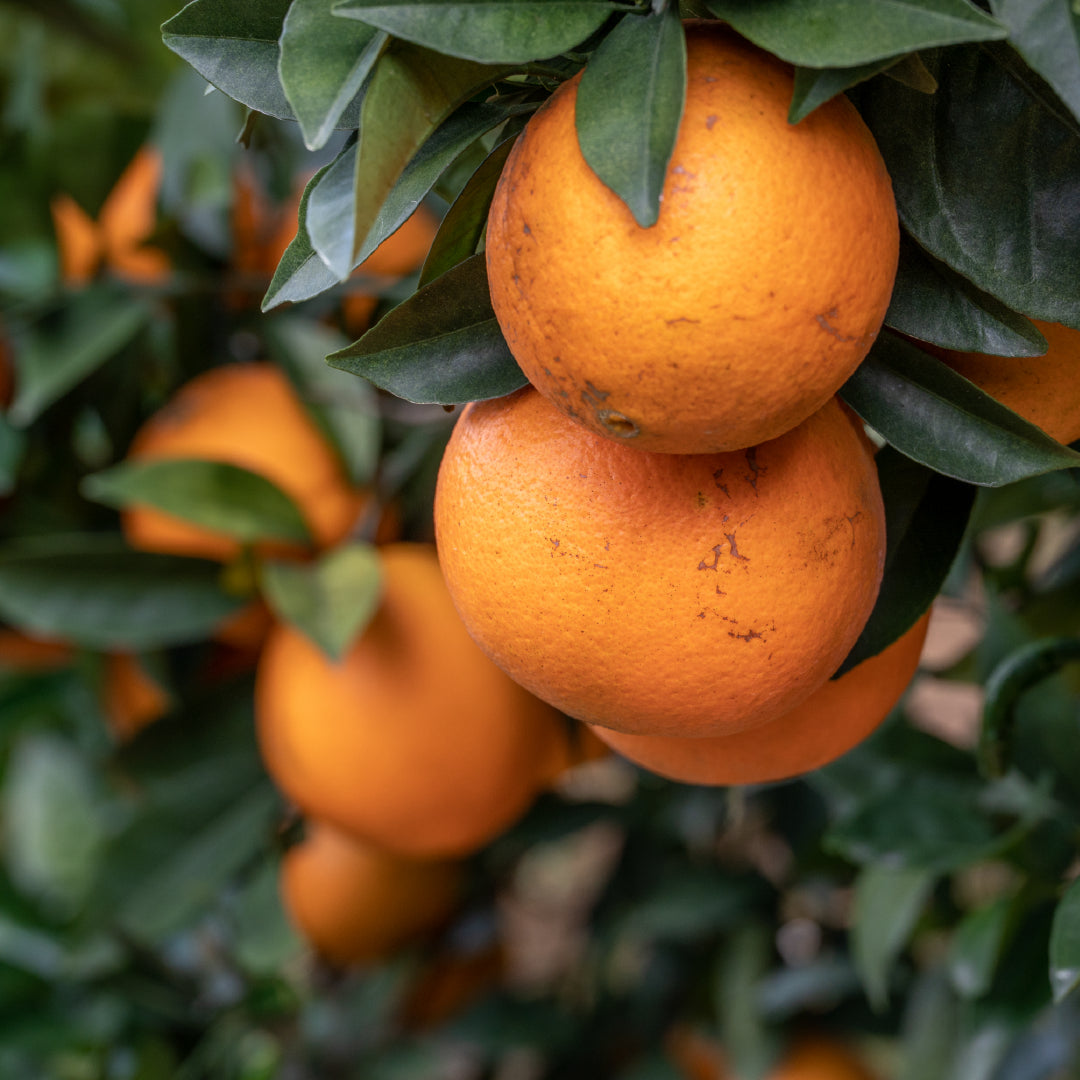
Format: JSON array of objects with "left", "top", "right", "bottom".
[{"left": 0, "top": 1, "right": 1079, "bottom": 1078}]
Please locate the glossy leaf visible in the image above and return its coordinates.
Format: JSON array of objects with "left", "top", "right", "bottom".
[
  {"left": 418, "top": 132, "right": 520, "bottom": 288},
  {"left": 82, "top": 459, "right": 312, "bottom": 546},
  {"left": 262, "top": 543, "right": 382, "bottom": 661},
  {"left": 858, "top": 45, "right": 1080, "bottom": 327},
  {"left": 990, "top": 0, "right": 1080, "bottom": 125},
  {"left": 328, "top": 253, "right": 526, "bottom": 403},
  {"left": 162, "top": 0, "right": 296, "bottom": 120},
  {"left": 0, "top": 535, "right": 243, "bottom": 650},
  {"left": 307, "top": 42, "right": 509, "bottom": 277},
  {"left": 331, "top": 0, "right": 618, "bottom": 63},
  {"left": 852, "top": 864, "right": 935, "bottom": 1009},
  {"left": 840, "top": 333, "right": 1080, "bottom": 486},
  {"left": 576, "top": 7, "right": 686, "bottom": 227},
  {"left": 885, "top": 234, "right": 1049, "bottom": 356},
  {"left": 704, "top": 0, "right": 1005, "bottom": 66},
  {"left": 789, "top": 56, "right": 898, "bottom": 123},
  {"left": 1050, "top": 877, "right": 1080, "bottom": 1002},
  {"left": 949, "top": 896, "right": 1016, "bottom": 999},
  {"left": 836, "top": 447, "right": 974, "bottom": 675},
  {"left": 279, "top": 0, "right": 387, "bottom": 150},
  {"left": 10, "top": 290, "right": 148, "bottom": 427}
]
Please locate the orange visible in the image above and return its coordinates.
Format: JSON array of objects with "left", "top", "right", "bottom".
[
  {"left": 122, "top": 363, "right": 366, "bottom": 563},
  {"left": 280, "top": 818, "right": 461, "bottom": 968},
  {"left": 51, "top": 146, "right": 169, "bottom": 286},
  {"left": 670, "top": 1028, "right": 876, "bottom": 1080},
  {"left": 434, "top": 387, "right": 886, "bottom": 738},
  {"left": 485, "top": 21, "right": 898, "bottom": 454},
  {"left": 928, "top": 320, "right": 1080, "bottom": 446},
  {"left": 593, "top": 610, "right": 930, "bottom": 785},
  {"left": 255, "top": 543, "right": 567, "bottom": 858},
  {"left": 101, "top": 652, "right": 170, "bottom": 741}
]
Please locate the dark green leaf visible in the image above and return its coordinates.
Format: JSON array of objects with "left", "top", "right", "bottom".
[
  {"left": 162, "top": 0, "right": 296, "bottom": 120},
  {"left": 949, "top": 896, "right": 1017, "bottom": 999},
  {"left": 418, "top": 132, "right": 520, "bottom": 287},
  {"left": 851, "top": 864, "right": 935, "bottom": 1009},
  {"left": 279, "top": 0, "right": 387, "bottom": 150},
  {"left": 836, "top": 447, "right": 974, "bottom": 675},
  {"left": 840, "top": 333, "right": 1080, "bottom": 487},
  {"left": 619, "top": 872, "right": 756, "bottom": 942},
  {"left": 328, "top": 253, "right": 526, "bottom": 403},
  {"left": 1050, "top": 877, "right": 1080, "bottom": 1003},
  {"left": 308, "top": 42, "right": 510, "bottom": 277},
  {"left": 10, "top": 290, "right": 149, "bottom": 427},
  {"left": 82, "top": 459, "right": 312, "bottom": 546},
  {"left": 704, "top": 0, "right": 1005, "bottom": 66},
  {"left": 990, "top": 0, "right": 1080, "bottom": 125},
  {"left": 230, "top": 859, "right": 302, "bottom": 975},
  {"left": 858, "top": 45, "right": 1080, "bottom": 327},
  {"left": 0, "top": 414, "right": 26, "bottom": 497},
  {"left": 886, "top": 234, "right": 1049, "bottom": 356},
  {"left": 576, "top": 7, "right": 686, "bottom": 227},
  {"left": 0, "top": 535, "right": 243, "bottom": 650},
  {"left": 262, "top": 543, "right": 382, "bottom": 661},
  {"left": 898, "top": 969, "right": 961, "bottom": 1080},
  {"left": 331, "top": 0, "right": 618, "bottom": 63},
  {"left": 789, "top": 56, "right": 898, "bottom": 123},
  {"left": 261, "top": 156, "right": 343, "bottom": 311}
]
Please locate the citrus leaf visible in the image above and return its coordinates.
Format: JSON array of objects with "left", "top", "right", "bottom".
[
  {"left": 575, "top": 7, "right": 685, "bottom": 228},
  {"left": 704, "top": 0, "right": 1005, "bottom": 67},
  {"left": 789, "top": 56, "right": 899, "bottom": 123},
  {"left": 10, "top": 289, "right": 149, "bottom": 427},
  {"left": 885, "top": 234, "right": 1049, "bottom": 356},
  {"left": 852, "top": 864, "right": 935, "bottom": 1009},
  {"left": 835, "top": 447, "right": 974, "bottom": 675},
  {"left": 81, "top": 458, "right": 312, "bottom": 546},
  {"left": 990, "top": 0, "right": 1080, "bottom": 126},
  {"left": 307, "top": 42, "right": 510, "bottom": 278},
  {"left": 418, "top": 132, "right": 520, "bottom": 288},
  {"left": 949, "top": 896, "right": 1017, "bottom": 999},
  {"left": 840, "top": 332, "right": 1080, "bottom": 486},
  {"left": 327, "top": 253, "right": 525, "bottom": 403},
  {"left": 1050, "top": 876, "right": 1080, "bottom": 1003},
  {"left": 0, "top": 535, "right": 243, "bottom": 650},
  {"left": 262, "top": 543, "right": 382, "bottom": 661},
  {"left": 0, "top": 413, "right": 27, "bottom": 497},
  {"left": 279, "top": 0, "right": 387, "bottom": 151},
  {"left": 858, "top": 44, "right": 1080, "bottom": 327},
  {"left": 330, "top": 0, "right": 619, "bottom": 63},
  {"left": 898, "top": 970, "right": 962, "bottom": 1080}
]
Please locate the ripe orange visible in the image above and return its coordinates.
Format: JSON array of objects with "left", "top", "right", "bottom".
[
  {"left": 122, "top": 363, "right": 366, "bottom": 563},
  {"left": 280, "top": 818, "right": 461, "bottom": 968},
  {"left": 434, "top": 387, "right": 886, "bottom": 738},
  {"left": 928, "top": 320, "right": 1080, "bottom": 446},
  {"left": 485, "top": 21, "right": 898, "bottom": 454},
  {"left": 593, "top": 610, "right": 930, "bottom": 785},
  {"left": 255, "top": 543, "right": 567, "bottom": 858},
  {"left": 101, "top": 652, "right": 170, "bottom": 741},
  {"left": 670, "top": 1027, "right": 877, "bottom": 1080},
  {"left": 51, "top": 146, "right": 169, "bottom": 286}
]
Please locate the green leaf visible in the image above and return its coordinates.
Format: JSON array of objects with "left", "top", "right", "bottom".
[
  {"left": 949, "top": 896, "right": 1017, "bottom": 999},
  {"left": 418, "top": 132, "right": 520, "bottom": 288},
  {"left": 0, "top": 535, "right": 243, "bottom": 650},
  {"left": 230, "top": 859, "right": 302, "bottom": 975},
  {"left": 885, "top": 234, "right": 1049, "bottom": 356},
  {"left": 836, "top": 447, "right": 974, "bottom": 675},
  {"left": 0, "top": 414, "right": 27, "bottom": 497},
  {"left": 840, "top": 333, "right": 1080, "bottom": 487},
  {"left": 990, "top": 0, "right": 1080, "bottom": 126},
  {"left": 162, "top": 0, "right": 297, "bottom": 120},
  {"left": 262, "top": 543, "right": 382, "bottom": 661},
  {"left": 575, "top": 7, "right": 686, "bottom": 227},
  {"left": 2, "top": 735, "right": 109, "bottom": 920},
  {"left": 789, "top": 57, "right": 899, "bottom": 123},
  {"left": 328, "top": 253, "right": 526, "bottom": 403},
  {"left": 116, "top": 783, "right": 279, "bottom": 944},
  {"left": 898, "top": 969, "right": 961, "bottom": 1080},
  {"left": 279, "top": 0, "right": 387, "bottom": 151},
  {"left": 331, "top": 0, "right": 618, "bottom": 63},
  {"left": 858, "top": 45, "right": 1080, "bottom": 327},
  {"left": 704, "top": 0, "right": 1006, "bottom": 67},
  {"left": 10, "top": 289, "right": 149, "bottom": 427},
  {"left": 82, "top": 458, "right": 312, "bottom": 546},
  {"left": 1050, "top": 876, "right": 1080, "bottom": 1002},
  {"left": 851, "top": 864, "right": 935, "bottom": 1009},
  {"left": 308, "top": 41, "right": 510, "bottom": 278}
]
